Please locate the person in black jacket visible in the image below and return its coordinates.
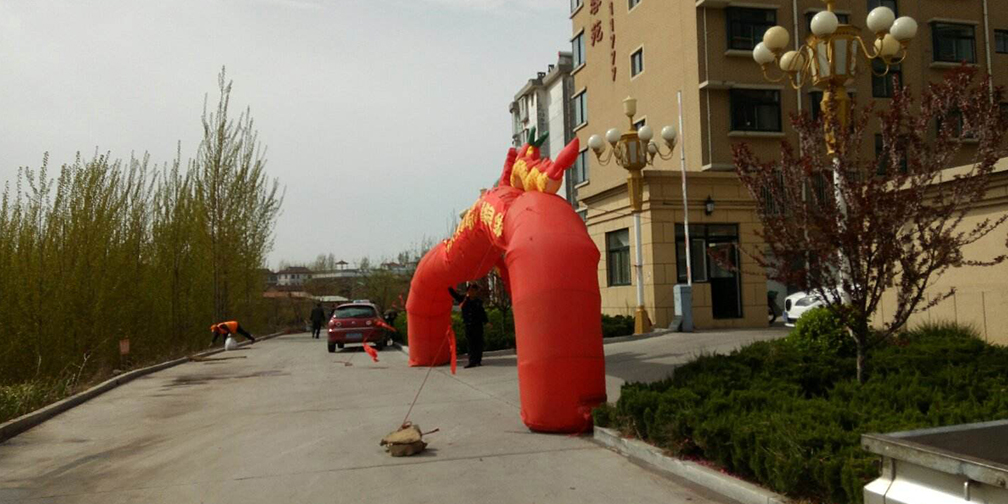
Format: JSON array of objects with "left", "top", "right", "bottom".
[
  {"left": 309, "top": 302, "right": 326, "bottom": 339},
  {"left": 449, "top": 283, "right": 489, "bottom": 368}
]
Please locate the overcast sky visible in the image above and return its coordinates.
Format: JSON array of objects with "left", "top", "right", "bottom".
[{"left": 0, "top": 0, "right": 570, "bottom": 269}]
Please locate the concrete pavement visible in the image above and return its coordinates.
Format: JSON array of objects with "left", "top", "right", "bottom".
[
  {"left": 0, "top": 330, "right": 787, "bottom": 504},
  {"left": 603, "top": 325, "right": 788, "bottom": 401}
]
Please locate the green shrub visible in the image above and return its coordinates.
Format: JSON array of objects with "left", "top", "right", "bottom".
[
  {"left": 395, "top": 308, "right": 622, "bottom": 350},
  {"left": 391, "top": 308, "right": 514, "bottom": 354},
  {"left": 0, "top": 379, "right": 73, "bottom": 424},
  {"left": 787, "top": 307, "right": 856, "bottom": 357},
  {"left": 597, "top": 323, "right": 1008, "bottom": 504},
  {"left": 602, "top": 314, "right": 635, "bottom": 338}
]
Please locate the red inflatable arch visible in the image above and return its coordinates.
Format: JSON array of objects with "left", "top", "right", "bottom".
[{"left": 406, "top": 131, "right": 606, "bottom": 433}]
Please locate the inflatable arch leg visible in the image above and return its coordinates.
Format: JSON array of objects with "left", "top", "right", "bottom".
[{"left": 405, "top": 187, "right": 606, "bottom": 433}]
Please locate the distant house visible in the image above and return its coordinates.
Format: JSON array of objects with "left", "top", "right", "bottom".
[
  {"left": 315, "top": 295, "right": 349, "bottom": 304},
  {"left": 276, "top": 266, "right": 312, "bottom": 287},
  {"left": 259, "top": 268, "right": 278, "bottom": 287},
  {"left": 262, "top": 289, "right": 314, "bottom": 300},
  {"left": 379, "top": 262, "right": 414, "bottom": 275},
  {"left": 312, "top": 269, "right": 365, "bottom": 280}
]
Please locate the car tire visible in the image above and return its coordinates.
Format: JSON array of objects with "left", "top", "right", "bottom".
[
  {"left": 327, "top": 342, "right": 336, "bottom": 353},
  {"left": 375, "top": 340, "right": 386, "bottom": 351},
  {"left": 337, "top": 343, "right": 344, "bottom": 349}
]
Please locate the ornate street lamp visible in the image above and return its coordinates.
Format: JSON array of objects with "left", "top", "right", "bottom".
[
  {"left": 752, "top": 0, "right": 916, "bottom": 299},
  {"left": 753, "top": 0, "right": 916, "bottom": 149},
  {"left": 588, "top": 96, "right": 677, "bottom": 334}
]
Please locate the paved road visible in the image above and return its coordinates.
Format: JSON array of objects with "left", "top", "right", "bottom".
[{"left": 0, "top": 328, "right": 784, "bottom": 504}]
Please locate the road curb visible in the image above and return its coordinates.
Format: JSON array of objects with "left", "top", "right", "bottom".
[
  {"left": 592, "top": 427, "right": 790, "bottom": 504},
  {"left": 0, "top": 331, "right": 285, "bottom": 443}
]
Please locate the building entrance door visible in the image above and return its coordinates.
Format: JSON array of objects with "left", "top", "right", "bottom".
[{"left": 708, "top": 239, "right": 742, "bottom": 319}]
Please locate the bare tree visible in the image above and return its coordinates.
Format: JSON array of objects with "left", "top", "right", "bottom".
[{"left": 733, "top": 67, "right": 1008, "bottom": 383}]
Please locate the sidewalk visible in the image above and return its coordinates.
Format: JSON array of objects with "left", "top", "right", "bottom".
[{"left": 602, "top": 325, "right": 789, "bottom": 401}]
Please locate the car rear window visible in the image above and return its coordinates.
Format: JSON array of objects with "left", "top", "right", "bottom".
[{"left": 334, "top": 306, "right": 377, "bottom": 319}]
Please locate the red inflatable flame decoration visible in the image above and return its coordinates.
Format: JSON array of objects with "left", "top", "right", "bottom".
[
  {"left": 363, "top": 342, "right": 379, "bottom": 363},
  {"left": 406, "top": 132, "right": 606, "bottom": 433}
]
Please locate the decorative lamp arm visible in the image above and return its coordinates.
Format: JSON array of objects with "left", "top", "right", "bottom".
[
  {"left": 855, "top": 35, "right": 909, "bottom": 66},
  {"left": 591, "top": 145, "right": 615, "bottom": 166},
  {"left": 647, "top": 144, "right": 676, "bottom": 163},
  {"left": 759, "top": 63, "right": 790, "bottom": 84}
]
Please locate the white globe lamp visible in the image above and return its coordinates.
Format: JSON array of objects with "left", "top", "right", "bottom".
[
  {"left": 753, "top": 42, "right": 775, "bottom": 65},
  {"left": 661, "top": 125, "right": 677, "bottom": 146},
  {"left": 779, "top": 50, "right": 804, "bottom": 73},
  {"left": 637, "top": 125, "right": 653, "bottom": 142},
  {"left": 762, "top": 26, "right": 790, "bottom": 53},
  {"left": 890, "top": 16, "right": 918, "bottom": 42},
  {"left": 810, "top": 11, "right": 839, "bottom": 37},
  {"left": 605, "top": 128, "right": 621, "bottom": 145},
  {"left": 866, "top": 7, "right": 896, "bottom": 35}
]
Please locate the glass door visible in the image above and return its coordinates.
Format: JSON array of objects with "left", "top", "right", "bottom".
[{"left": 706, "top": 225, "right": 742, "bottom": 319}]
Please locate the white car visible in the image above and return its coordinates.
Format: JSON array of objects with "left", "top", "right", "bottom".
[{"left": 782, "top": 291, "right": 825, "bottom": 327}]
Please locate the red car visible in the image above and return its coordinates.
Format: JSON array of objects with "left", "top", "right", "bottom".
[{"left": 327, "top": 301, "right": 391, "bottom": 353}]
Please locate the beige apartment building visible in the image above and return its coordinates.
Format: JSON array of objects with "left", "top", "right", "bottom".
[{"left": 568, "top": 0, "right": 1008, "bottom": 337}]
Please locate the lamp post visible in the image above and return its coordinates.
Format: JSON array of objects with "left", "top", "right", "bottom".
[
  {"left": 588, "top": 96, "right": 677, "bottom": 335},
  {"left": 752, "top": 0, "right": 917, "bottom": 299}
]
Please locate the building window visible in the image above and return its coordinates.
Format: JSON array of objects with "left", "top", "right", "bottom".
[
  {"left": 761, "top": 169, "right": 786, "bottom": 216},
  {"left": 606, "top": 229, "right": 631, "bottom": 286},
  {"left": 572, "top": 149, "right": 589, "bottom": 185},
  {"left": 809, "top": 91, "right": 823, "bottom": 121},
  {"left": 676, "top": 237, "right": 708, "bottom": 283},
  {"left": 628, "top": 0, "right": 641, "bottom": 10},
  {"left": 932, "top": 23, "right": 976, "bottom": 63},
  {"left": 572, "top": 31, "right": 585, "bottom": 67},
  {"left": 675, "top": 225, "right": 739, "bottom": 284},
  {"left": 808, "top": 171, "right": 832, "bottom": 207},
  {"left": 936, "top": 108, "right": 975, "bottom": 139},
  {"left": 875, "top": 134, "right": 907, "bottom": 175},
  {"left": 872, "top": 60, "right": 901, "bottom": 98},
  {"left": 806, "top": 11, "right": 849, "bottom": 33},
  {"left": 577, "top": 208, "right": 587, "bottom": 222},
  {"left": 632, "top": 117, "right": 646, "bottom": 130},
  {"left": 730, "top": 88, "right": 782, "bottom": 132},
  {"left": 867, "top": 0, "right": 898, "bottom": 17},
  {"left": 630, "top": 48, "right": 644, "bottom": 77},
  {"left": 571, "top": 0, "right": 582, "bottom": 12},
  {"left": 727, "top": 7, "right": 776, "bottom": 51},
  {"left": 996, "top": 30, "right": 1008, "bottom": 54},
  {"left": 573, "top": 90, "right": 587, "bottom": 127}
]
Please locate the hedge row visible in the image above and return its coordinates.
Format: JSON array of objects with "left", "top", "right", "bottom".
[
  {"left": 391, "top": 311, "right": 635, "bottom": 353},
  {"left": 593, "top": 320, "right": 1008, "bottom": 504}
]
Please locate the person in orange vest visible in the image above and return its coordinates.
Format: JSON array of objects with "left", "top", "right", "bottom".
[{"left": 210, "top": 320, "right": 256, "bottom": 346}]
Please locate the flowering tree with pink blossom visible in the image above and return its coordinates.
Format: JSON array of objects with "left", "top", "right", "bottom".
[{"left": 733, "top": 68, "right": 1008, "bottom": 383}]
